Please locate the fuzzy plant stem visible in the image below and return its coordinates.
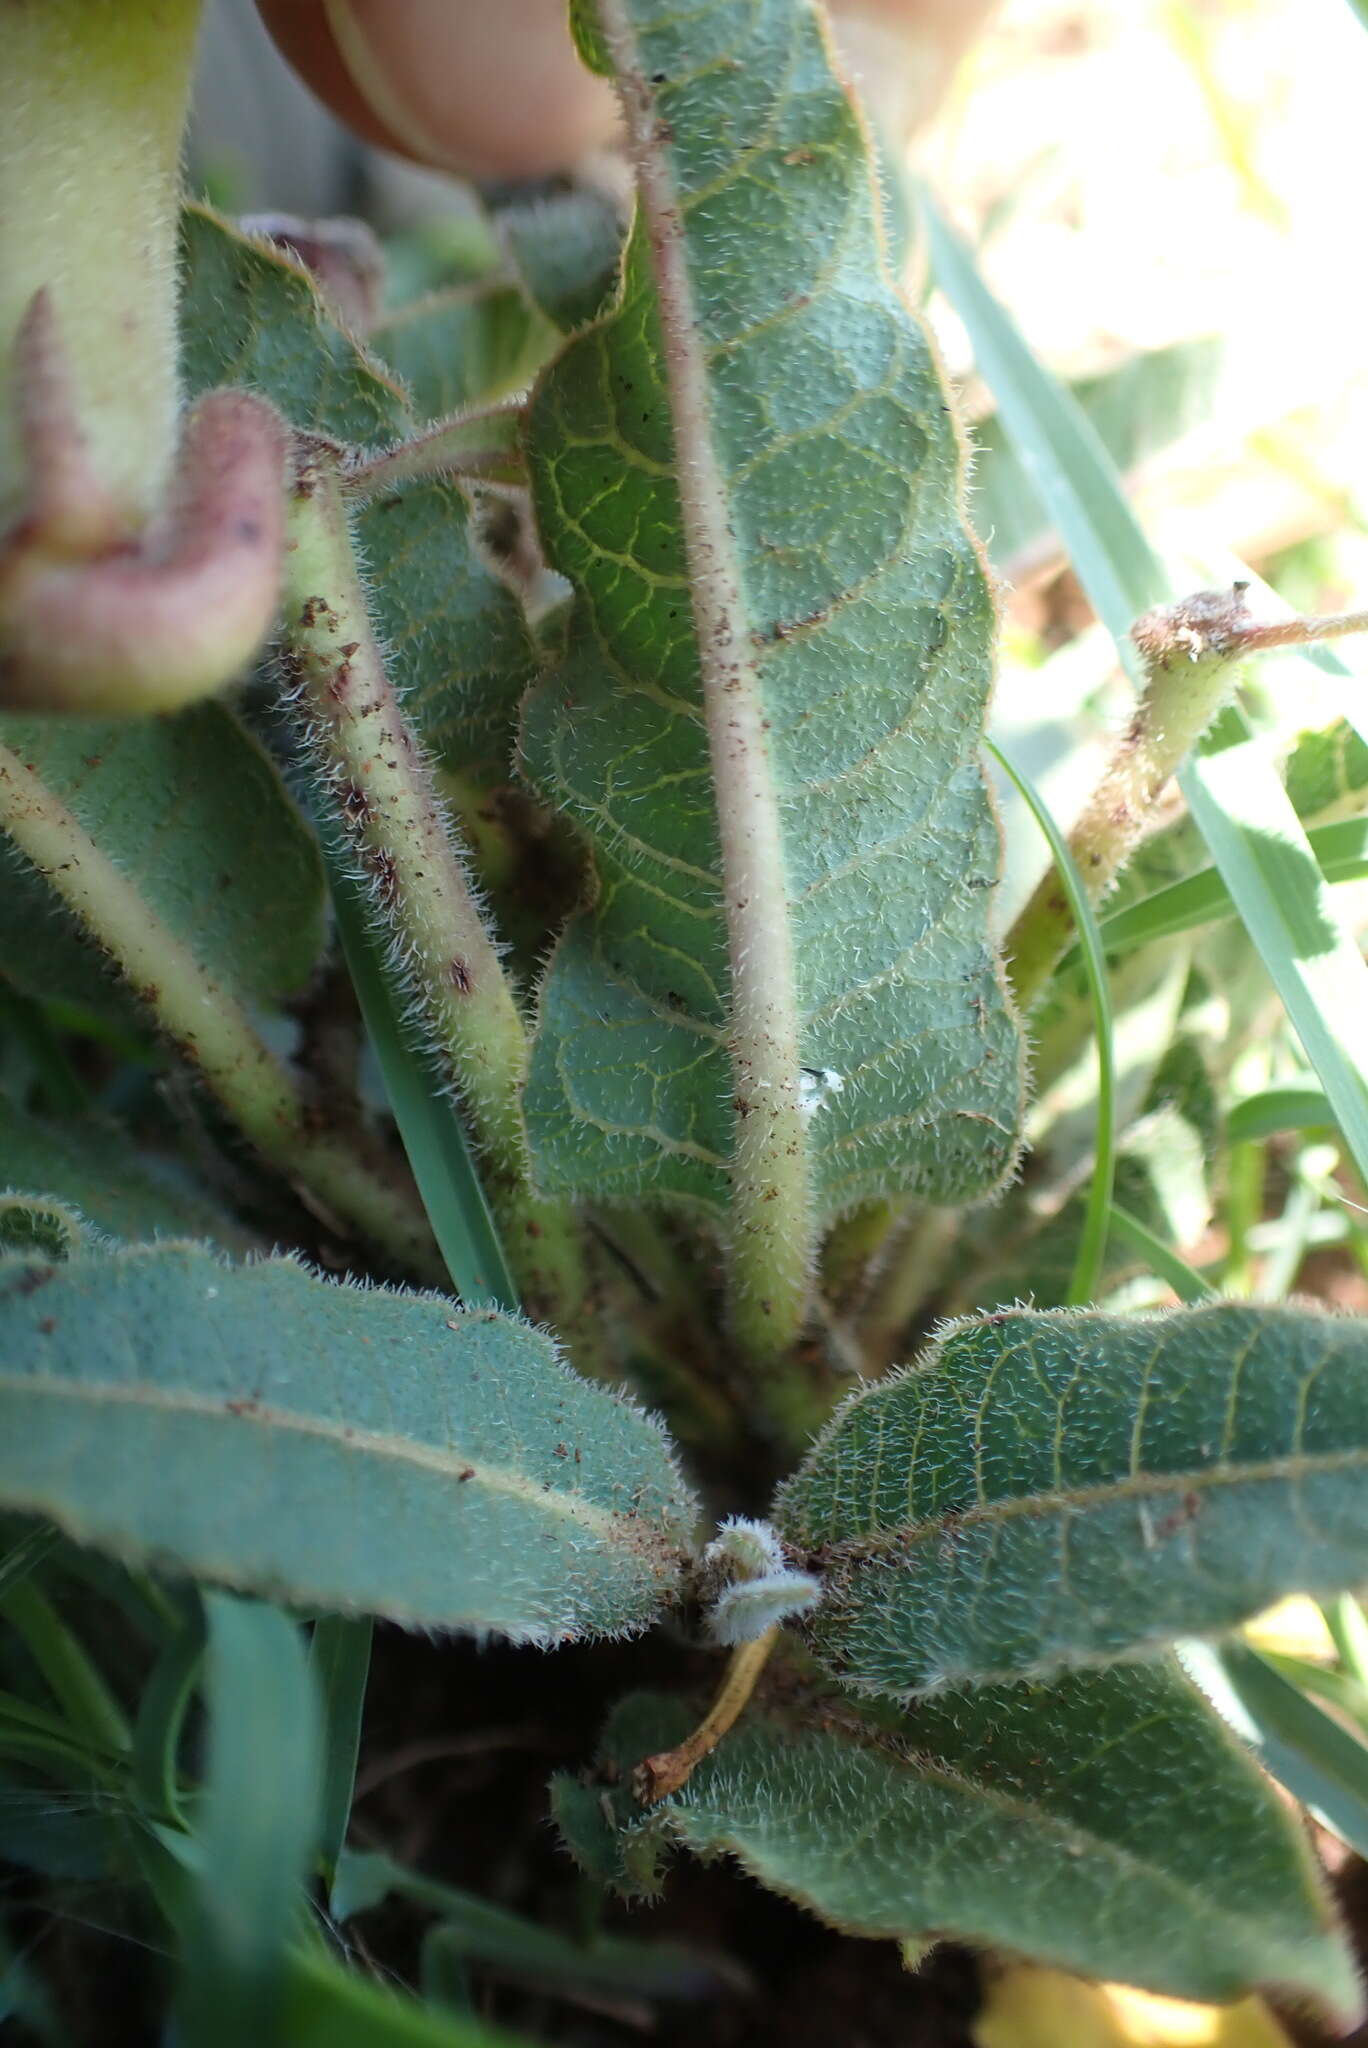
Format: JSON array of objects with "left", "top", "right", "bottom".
[
  {"left": 593, "top": 0, "right": 813, "bottom": 1366},
  {"left": 0, "top": 739, "right": 437, "bottom": 1273},
  {"left": 0, "top": 0, "right": 200, "bottom": 524},
  {"left": 634, "top": 1625, "right": 779, "bottom": 1804},
  {"left": 344, "top": 402, "right": 525, "bottom": 496},
  {"left": 280, "top": 448, "right": 598, "bottom": 1349},
  {"left": 1006, "top": 586, "right": 1368, "bottom": 1010}
]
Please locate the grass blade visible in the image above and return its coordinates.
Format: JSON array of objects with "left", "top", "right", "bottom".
[
  {"left": 282, "top": 1945, "right": 526, "bottom": 2047},
  {"left": 1199, "top": 1640, "right": 1368, "bottom": 1863},
  {"left": 1326, "top": 1594, "right": 1368, "bottom": 1686},
  {"left": 131, "top": 1604, "right": 204, "bottom": 1826},
  {"left": 1059, "top": 817, "right": 1368, "bottom": 968},
  {"left": 1107, "top": 1201, "right": 1217, "bottom": 1301},
  {"left": 927, "top": 195, "right": 1368, "bottom": 1193},
  {"left": 328, "top": 862, "right": 516, "bottom": 1311},
  {"left": 989, "top": 741, "right": 1115, "bottom": 1304},
  {"left": 1180, "top": 721, "right": 1368, "bottom": 1190},
  {"left": 181, "top": 1594, "right": 322, "bottom": 2048},
  {"left": 310, "top": 1616, "right": 371, "bottom": 1883}
]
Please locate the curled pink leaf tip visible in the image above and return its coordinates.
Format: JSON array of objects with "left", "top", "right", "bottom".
[{"left": 2, "top": 294, "right": 290, "bottom": 714}]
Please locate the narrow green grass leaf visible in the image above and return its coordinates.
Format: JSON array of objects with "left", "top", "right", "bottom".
[
  {"left": 180, "top": 1594, "right": 322, "bottom": 2048},
  {"left": 776, "top": 1301, "right": 1368, "bottom": 1694},
  {"left": 282, "top": 1946, "right": 527, "bottom": 2048},
  {"left": 969, "top": 339, "right": 1221, "bottom": 574},
  {"left": 328, "top": 867, "right": 514, "bottom": 1310},
  {"left": 1106, "top": 1201, "right": 1217, "bottom": 1302},
  {"left": 1180, "top": 723, "right": 1368, "bottom": 1191},
  {"left": 1059, "top": 818, "right": 1368, "bottom": 967},
  {"left": 924, "top": 200, "right": 1163, "bottom": 652},
  {"left": 564, "top": 1664, "right": 1355, "bottom": 2010},
  {"left": 1260, "top": 1649, "right": 1368, "bottom": 1732},
  {"left": 1326, "top": 1593, "right": 1368, "bottom": 1686},
  {"left": 309, "top": 1616, "right": 371, "bottom": 1881},
  {"left": 0, "top": 1772, "right": 117, "bottom": 1881},
  {"left": 0, "top": 1245, "right": 696, "bottom": 1640},
  {"left": 333, "top": 1848, "right": 726, "bottom": 2002},
  {"left": 1223, "top": 1087, "right": 1332, "bottom": 1147},
  {"left": 990, "top": 741, "right": 1114, "bottom": 1303},
  {"left": 926, "top": 195, "right": 1368, "bottom": 1190},
  {"left": 131, "top": 1606, "right": 204, "bottom": 1825},
  {"left": 0, "top": 1580, "right": 128, "bottom": 1755},
  {"left": 1201, "top": 1640, "right": 1368, "bottom": 1864},
  {"left": 0, "top": 1524, "right": 58, "bottom": 1599}
]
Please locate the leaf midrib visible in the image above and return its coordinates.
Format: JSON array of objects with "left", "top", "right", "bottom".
[
  {"left": 591, "top": 0, "right": 813, "bottom": 1342},
  {"left": 807, "top": 1440, "right": 1368, "bottom": 1562},
  {"left": 3, "top": 1370, "right": 677, "bottom": 1551}
]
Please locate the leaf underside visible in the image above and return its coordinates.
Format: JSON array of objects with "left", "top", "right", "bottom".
[
  {"left": 776, "top": 1302, "right": 1368, "bottom": 1693},
  {"left": 178, "top": 207, "right": 537, "bottom": 785},
  {"left": 558, "top": 1661, "right": 1355, "bottom": 2009},
  {"left": 0, "top": 704, "right": 325, "bottom": 1019},
  {"left": 522, "top": 0, "right": 1023, "bottom": 1218},
  {"left": 0, "top": 1096, "right": 259, "bottom": 1254},
  {"left": 0, "top": 1245, "right": 696, "bottom": 1640}
]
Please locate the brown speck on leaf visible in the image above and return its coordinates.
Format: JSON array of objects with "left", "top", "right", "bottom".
[
  {"left": 448, "top": 956, "right": 472, "bottom": 993},
  {"left": 13, "top": 1265, "right": 56, "bottom": 1298},
  {"left": 457, "top": 1466, "right": 476, "bottom": 1482},
  {"left": 38, "top": 1317, "right": 56, "bottom": 1335},
  {"left": 553, "top": 1443, "right": 568, "bottom": 1459}
]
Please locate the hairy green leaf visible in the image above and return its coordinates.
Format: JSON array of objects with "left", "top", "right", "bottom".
[
  {"left": 179, "top": 206, "right": 537, "bottom": 785},
  {"left": 369, "top": 283, "right": 552, "bottom": 419},
  {"left": 558, "top": 1663, "right": 1354, "bottom": 2009},
  {"left": 522, "top": 0, "right": 1023, "bottom": 1285},
  {"left": 0, "top": 1095, "right": 257, "bottom": 1252},
  {"left": 0, "top": 1245, "right": 695, "bottom": 1640},
  {"left": 179, "top": 206, "right": 406, "bottom": 441},
  {"left": 498, "top": 191, "right": 625, "bottom": 334},
  {"left": 1284, "top": 716, "right": 1368, "bottom": 823},
  {"left": 0, "top": 1195, "right": 84, "bottom": 1260},
  {"left": 776, "top": 1301, "right": 1368, "bottom": 1693},
  {"left": 0, "top": 705, "right": 325, "bottom": 1019}
]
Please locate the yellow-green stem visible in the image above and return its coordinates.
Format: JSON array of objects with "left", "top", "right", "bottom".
[
  {"left": 1, "top": 0, "right": 200, "bottom": 524},
  {"left": 282, "top": 452, "right": 599, "bottom": 1354},
  {"left": 0, "top": 736, "right": 436, "bottom": 1274},
  {"left": 634, "top": 1626, "right": 778, "bottom": 1804},
  {"left": 1007, "top": 587, "right": 1368, "bottom": 1010}
]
